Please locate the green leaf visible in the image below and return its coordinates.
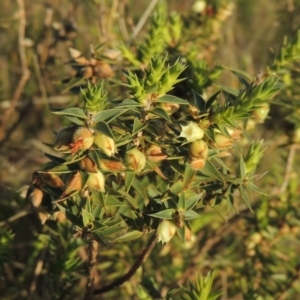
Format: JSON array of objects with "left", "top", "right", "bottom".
[
  {"left": 56, "top": 204, "right": 83, "bottom": 227},
  {"left": 205, "top": 90, "right": 221, "bottom": 110},
  {"left": 176, "top": 226, "right": 185, "bottom": 241},
  {"left": 192, "top": 89, "right": 206, "bottom": 111},
  {"left": 148, "top": 209, "right": 175, "bottom": 219},
  {"left": 93, "top": 108, "right": 128, "bottom": 123},
  {"left": 43, "top": 153, "right": 66, "bottom": 165},
  {"left": 125, "top": 172, "right": 135, "bottom": 192},
  {"left": 92, "top": 205, "right": 104, "bottom": 220},
  {"left": 90, "top": 190, "right": 105, "bottom": 206},
  {"left": 239, "top": 155, "right": 247, "bottom": 178},
  {"left": 149, "top": 107, "right": 171, "bottom": 122},
  {"left": 117, "top": 98, "right": 143, "bottom": 108},
  {"left": 132, "top": 117, "right": 148, "bottom": 136},
  {"left": 51, "top": 108, "right": 88, "bottom": 119},
  {"left": 82, "top": 208, "right": 94, "bottom": 227},
  {"left": 114, "top": 230, "right": 143, "bottom": 242},
  {"left": 65, "top": 116, "right": 85, "bottom": 125},
  {"left": 117, "top": 189, "right": 138, "bottom": 209},
  {"left": 91, "top": 221, "right": 125, "bottom": 237},
  {"left": 239, "top": 185, "right": 253, "bottom": 212},
  {"left": 170, "top": 181, "right": 184, "bottom": 195},
  {"left": 218, "top": 85, "right": 239, "bottom": 96},
  {"left": 132, "top": 177, "right": 148, "bottom": 200},
  {"left": 93, "top": 121, "right": 114, "bottom": 139},
  {"left": 183, "top": 165, "right": 195, "bottom": 189},
  {"left": 177, "top": 193, "right": 185, "bottom": 210},
  {"left": 106, "top": 195, "right": 127, "bottom": 206},
  {"left": 91, "top": 232, "right": 107, "bottom": 246},
  {"left": 183, "top": 210, "right": 200, "bottom": 220},
  {"left": 200, "top": 160, "right": 224, "bottom": 182},
  {"left": 186, "top": 193, "right": 203, "bottom": 210},
  {"left": 155, "top": 94, "right": 189, "bottom": 105}
]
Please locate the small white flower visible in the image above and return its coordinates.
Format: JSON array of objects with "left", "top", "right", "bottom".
[
  {"left": 180, "top": 122, "right": 204, "bottom": 143},
  {"left": 157, "top": 220, "right": 177, "bottom": 244},
  {"left": 192, "top": 0, "right": 207, "bottom": 13}
]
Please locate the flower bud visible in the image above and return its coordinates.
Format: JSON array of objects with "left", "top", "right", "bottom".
[
  {"left": 93, "top": 132, "right": 117, "bottom": 157},
  {"left": 158, "top": 103, "right": 180, "bottom": 116},
  {"left": 157, "top": 220, "right": 177, "bottom": 244},
  {"left": 71, "top": 126, "right": 94, "bottom": 154},
  {"left": 179, "top": 122, "right": 204, "bottom": 143},
  {"left": 54, "top": 126, "right": 77, "bottom": 152},
  {"left": 212, "top": 133, "right": 233, "bottom": 149},
  {"left": 189, "top": 140, "right": 209, "bottom": 160},
  {"left": 145, "top": 144, "right": 167, "bottom": 162},
  {"left": 28, "top": 187, "right": 44, "bottom": 208},
  {"left": 184, "top": 227, "right": 193, "bottom": 243},
  {"left": 124, "top": 148, "right": 146, "bottom": 173},
  {"left": 87, "top": 170, "right": 105, "bottom": 192},
  {"left": 99, "top": 160, "right": 125, "bottom": 172},
  {"left": 60, "top": 171, "right": 82, "bottom": 198},
  {"left": 79, "top": 156, "right": 98, "bottom": 173},
  {"left": 252, "top": 104, "right": 269, "bottom": 123},
  {"left": 226, "top": 127, "right": 242, "bottom": 140},
  {"left": 190, "top": 158, "right": 206, "bottom": 170}
]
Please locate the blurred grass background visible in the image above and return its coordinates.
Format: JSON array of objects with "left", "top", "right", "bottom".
[{"left": 0, "top": 0, "right": 300, "bottom": 299}]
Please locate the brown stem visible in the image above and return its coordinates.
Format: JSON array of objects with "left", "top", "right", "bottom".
[
  {"left": 0, "top": 0, "right": 30, "bottom": 142},
  {"left": 84, "top": 239, "right": 99, "bottom": 300},
  {"left": 93, "top": 231, "right": 158, "bottom": 295}
]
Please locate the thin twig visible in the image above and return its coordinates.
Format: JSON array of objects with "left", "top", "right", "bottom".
[
  {"left": 278, "top": 144, "right": 300, "bottom": 194},
  {"left": 0, "top": 0, "right": 30, "bottom": 142},
  {"left": 84, "top": 239, "right": 99, "bottom": 300},
  {"left": 130, "top": 0, "right": 160, "bottom": 41},
  {"left": 93, "top": 231, "right": 158, "bottom": 295},
  {"left": 29, "top": 248, "right": 47, "bottom": 299},
  {"left": 118, "top": 0, "right": 130, "bottom": 41},
  {"left": 0, "top": 210, "right": 30, "bottom": 227}
]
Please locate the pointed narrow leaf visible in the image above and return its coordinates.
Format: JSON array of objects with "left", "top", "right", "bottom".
[
  {"left": 186, "top": 193, "right": 203, "bottom": 210},
  {"left": 90, "top": 190, "right": 105, "bottom": 206},
  {"left": 93, "top": 121, "right": 114, "bottom": 139},
  {"left": 132, "top": 117, "right": 147, "bottom": 136},
  {"left": 117, "top": 189, "right": 138, "bottom": 209},
  {"left": 106, "top": 195, "right": 126, "bottom": 206},
  {"left": 65, "top": 116, "right": 85, "bottom": 125},
  {"left": 177, "top": 193, "right": 185, "bottom": 210},
  {"left": 183, "top": 165, "right": 195, "bottom": 189},
  {"left": 51, "top": 108, "right": 88, "bottom": 119},
  {"left": 170, "top": 181, "right": 184, "bottom": 195},
  {"left": 117, "top": 99, "right": 143, "bottom": 108},
  {"left": 114, "top": 230, "right": 143, "bottom": 242},
  {"left": 183, "top": 210, "right": 200, "bottom": 220},
  {"left": 94, "top": 108, "right": 128, "bottom": 123},
  {"left": 148, "top": 209, "right": 175, "bottom": 219},
  {"left": 192, "top": 90, "right": 206, "bottom": 111},
  {"left": 82, "top": 208, "right": 94, "bottom": 226},
  {"left": 176, "top": 226, "right": 185, "bottom": 241},
  {"left": 132, "top": 177, "right": 148, "bottom": 200},
  {"left": 239, "top": 154, "right": 247, "bottom": 178},
  {"left": 150, "top": 107, "right": 171, "bottom": 122},
  {"left": 156, "top": 95, "right": 189, "bottom": 105},
  {"left": 125, "top": 172, "right": 135, "bottom": 192},
  {"left": 200, "top": 160, "right": 224, "bottom": 182},
  {"left": 56, "top": 204, "right": 83, "bottom": 227},
  {"left": 205, "top": 90, "right": 221, "bottom": 110}
]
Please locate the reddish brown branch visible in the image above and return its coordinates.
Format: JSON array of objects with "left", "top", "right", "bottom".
[
  {"left": 93, "top": 232, "right": 158, "bottom": 295},
  {"left": 84, "top": 239, "right": 99, "bottom": 300}
]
